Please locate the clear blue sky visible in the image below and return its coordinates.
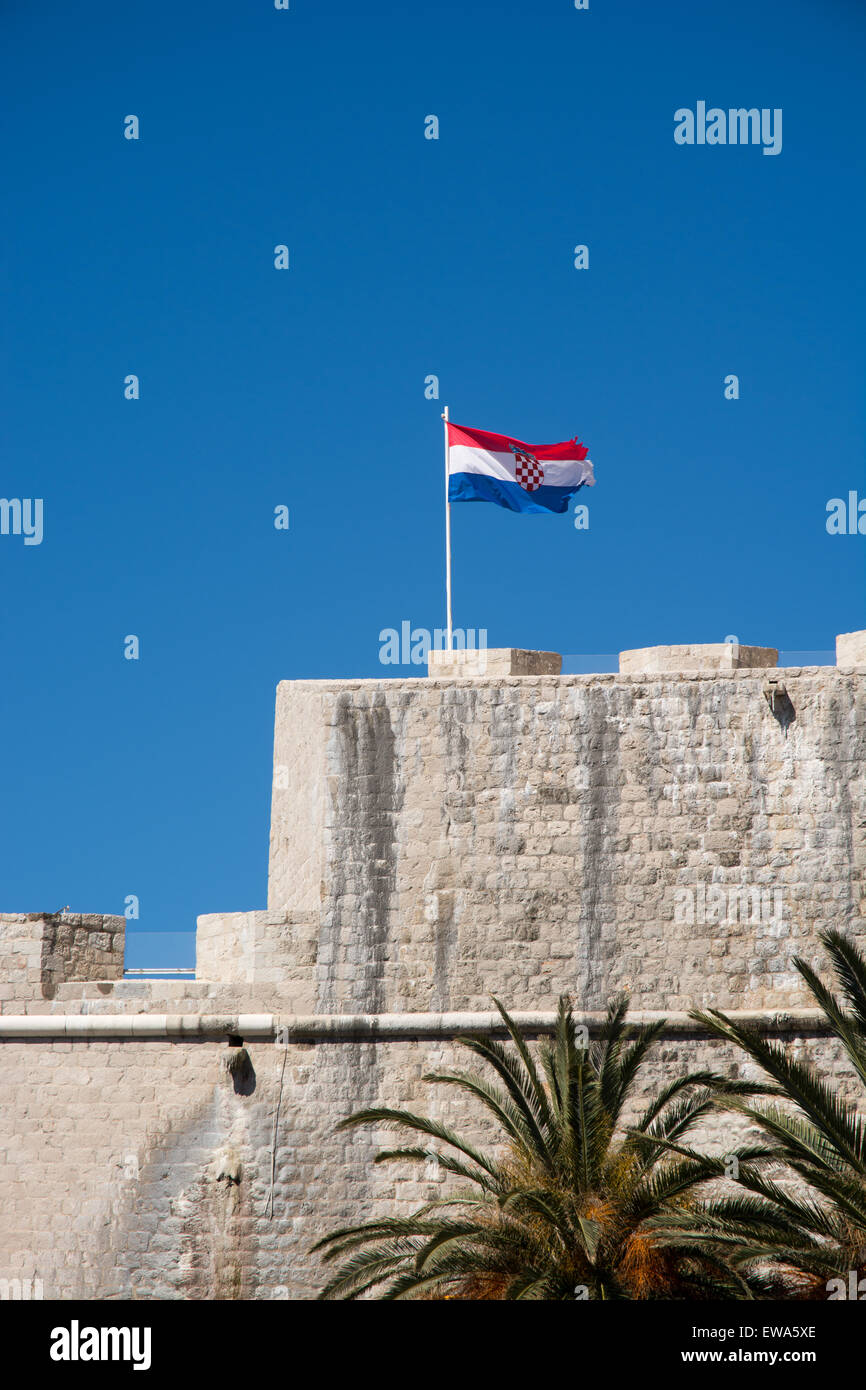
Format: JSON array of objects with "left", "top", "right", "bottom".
[{"left": 2, "top": 0, "right": 863, "bottom": 965}]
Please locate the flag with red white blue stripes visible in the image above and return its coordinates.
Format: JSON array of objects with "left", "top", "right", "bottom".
[{"left": 447, "top": 421, "right": 595, "bottom": 515}]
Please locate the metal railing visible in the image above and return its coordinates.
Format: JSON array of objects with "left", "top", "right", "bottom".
[{"left": 123, "top": 967, "right": 195, "bottom": 976}]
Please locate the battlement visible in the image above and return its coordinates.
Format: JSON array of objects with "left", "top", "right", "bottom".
[
  {"left": 0, "top": 912, "right": 124, "bottom": 1002},
  {"left": 618, "top": 642, "right": 778, "bottom": 674}
]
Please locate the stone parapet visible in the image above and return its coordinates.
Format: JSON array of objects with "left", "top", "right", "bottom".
[
  {"left": 837, "top": 630, "right": 866, "bottom": 668},
  {"left": 427, "top": 648, "right": 562, "bottom": 678},
  {"left": 0, "top": 912, "right": 124, "bottom": 1002},
  {"left": 195, "top": 909, "right": 318, "bottom": 1008},
  {"left": 619, "top": 643, "right": 778, "bottom": 674}
]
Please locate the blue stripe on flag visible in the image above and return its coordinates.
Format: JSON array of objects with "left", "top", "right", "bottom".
[{"left": 448, "top": 472, "right": 586, "bottom": 515}]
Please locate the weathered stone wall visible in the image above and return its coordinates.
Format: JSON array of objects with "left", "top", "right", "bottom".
[
  {"left": 269, "top": 669, "right": 865, "bottom": 1014},
  {"left": 0, "top": 913, "right": 124, "bottom": 1004},
  {"left": 196, "top": 910, "right": 318, "bottom": 1008},
  {"left": 1, "top": 1024, "right": 861, "bottom": 1301},
  {"left": 1, "top": 655, "right": 864, "bottom": 1299}
]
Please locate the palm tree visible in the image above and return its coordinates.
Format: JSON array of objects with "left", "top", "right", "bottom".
[
  {"left": 313, "top": 996, "right": 760, "bottom": 1299},
  {"left": 678, "top": 929, "right": 866, "bottom": 1297}
]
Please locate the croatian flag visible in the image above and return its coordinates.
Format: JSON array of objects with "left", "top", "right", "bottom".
[{"left": 447, "top": 421, "right": 595, "bottom": 515}]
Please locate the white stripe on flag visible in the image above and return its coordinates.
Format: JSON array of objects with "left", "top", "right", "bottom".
[{"left": 449, "top": 445, "right": 595, "bottom": 487}]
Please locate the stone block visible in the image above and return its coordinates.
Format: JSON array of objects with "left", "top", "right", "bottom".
[
  {"left": 0, "top": 913, "right": 125, "bottom": 994},
  {"left": 427, "top": 648, "right": 562, "bottom": 678},
  {"left": 619, "top": 643, "right": 778, "bottom": 674},
  {"left": 836, "top": 630, "right": 866, "bottom": 668}
]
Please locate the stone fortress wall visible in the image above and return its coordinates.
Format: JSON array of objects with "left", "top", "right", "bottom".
[{"left": 0, "top": 634, "right": 863, "bottom": 1299}]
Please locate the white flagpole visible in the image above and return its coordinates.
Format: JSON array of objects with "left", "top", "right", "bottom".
[{"left": 442, "top": 405, "right": 453, "bottom": 650}]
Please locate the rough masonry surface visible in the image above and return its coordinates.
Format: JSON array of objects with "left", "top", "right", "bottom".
[{"left": 2, "top": 647, "right": 864, "bottom": 1298}]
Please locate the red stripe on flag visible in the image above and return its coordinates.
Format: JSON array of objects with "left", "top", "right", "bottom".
[{"left": 447, "top": 421, "right": 588, "bottom": 461}]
